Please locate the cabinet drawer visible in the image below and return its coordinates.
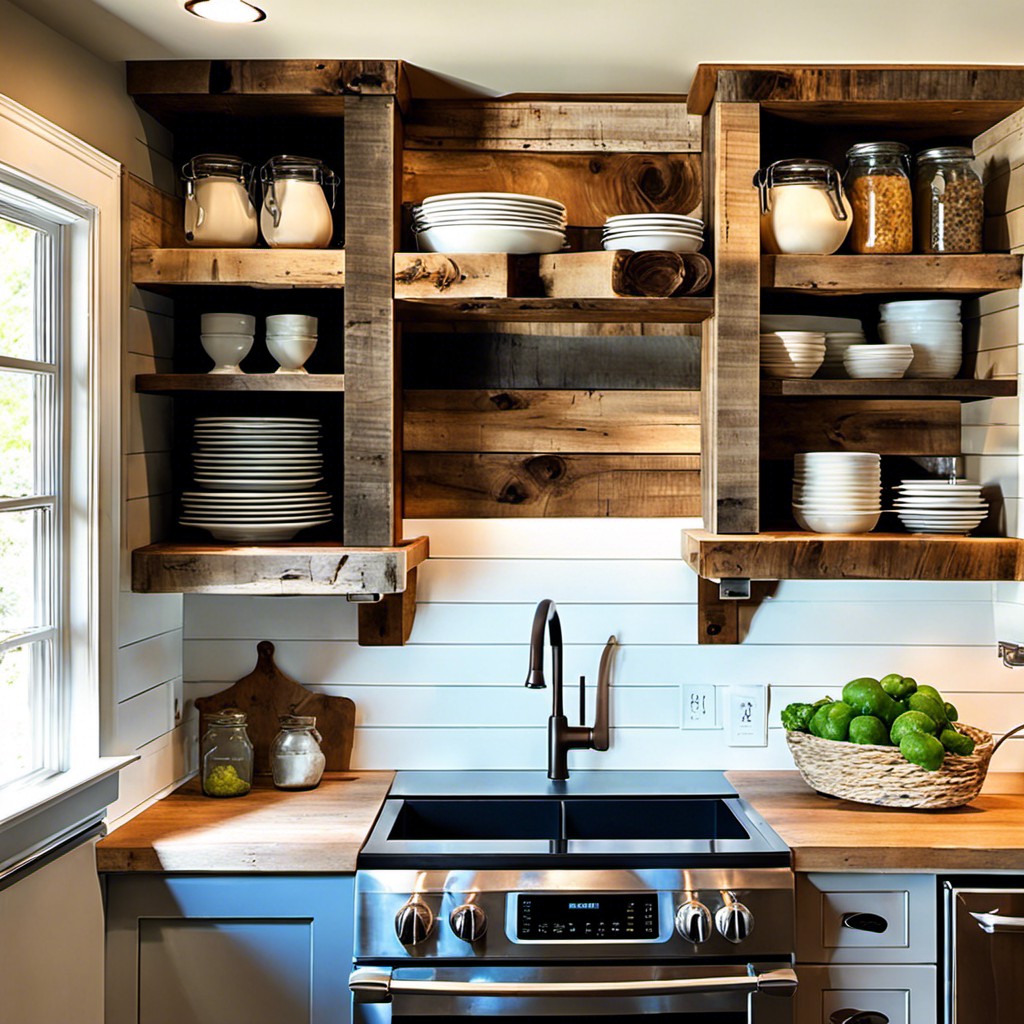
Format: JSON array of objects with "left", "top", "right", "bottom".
[
  {"left": 796, "top": 964, "right": 937, "bottom": 1024},
  {"left": 797, "top": 873, "right": 936, "bottom": 964}
]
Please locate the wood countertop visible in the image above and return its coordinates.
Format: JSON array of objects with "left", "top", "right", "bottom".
[
  {"left": 729, "top": 771, "right": 1024, "bottom": 872},
  {"left": 96, "top": 772, "right": 394, "bottom": 873}
]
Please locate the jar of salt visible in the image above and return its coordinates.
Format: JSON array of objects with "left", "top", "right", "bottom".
[{"left": 270, "top": 714, "right": 327, "bottom": 790}]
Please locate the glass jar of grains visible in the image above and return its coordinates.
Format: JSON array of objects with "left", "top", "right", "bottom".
[
  {"left": 200, "top": 708, "right": 253, "bottom": 797},
  {"left": 844, "top": 142, "right": 913, "bottom": 253},
  {"left": 914, "top": 147, "right": 984, "bottom": 253}
]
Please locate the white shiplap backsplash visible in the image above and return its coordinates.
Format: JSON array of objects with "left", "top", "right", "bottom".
[{"left": 182, "top": 517, "right": 1024, "bottom": 773}]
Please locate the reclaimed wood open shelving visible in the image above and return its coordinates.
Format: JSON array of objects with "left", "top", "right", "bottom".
[
  {"left": 135, "top": 374, "right": 346, "bottom": 394},
  {"left": 684, "top": 64, "right": 1024, "bottom": 643}
]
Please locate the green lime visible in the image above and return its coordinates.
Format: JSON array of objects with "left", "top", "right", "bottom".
[
  {"left": 890, "top": 710, "right": 938, "bottom": 745},
  {"left": 900, "top": 731, "right": 945, "bottom": 771},
  {"left": 849, "top": 715, "right": 890, "bottom": 745}
]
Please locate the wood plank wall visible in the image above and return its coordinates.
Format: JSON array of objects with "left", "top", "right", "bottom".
[
  {"left": 400, "top": 99, "right": 705, "bottom": 518},
  {"left": 974, "top": 107, "right": 1024, "bottom": 641}
]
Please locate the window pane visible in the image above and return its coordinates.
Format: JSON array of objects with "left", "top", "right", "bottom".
[
  {"left": 0, "top": 216, "right": 39, "bottom": 361},
  {"left": 0, "top": 508, "right": 50, "bottom": 634},
  {"left": 0, "top": 642, "right": 49, "bottom": 786},
  {"left": 0, "top": 369, "right": 53, "bottom": 498}
]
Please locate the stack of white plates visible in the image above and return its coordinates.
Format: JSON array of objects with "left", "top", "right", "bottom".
[
  {"left": 893, "top": 479, "right": 988, "bottom": 535},
  {"left": 760, "top": 331, "right": 826, "bottom": 378},
  {"left": 878, "top": 299, "right": 962, "bottom": 379},
  {"left": 843, "top": 343, "right": 914, "bottom": 379},
  {"left": 181, "top": 416, "right": 333, "bottom": 541},
  {"left": 601, "top": 213, "right": 704, "bottom": 253},
  {"left": 792, "top": 452, "right": 882, "bottom": 534},
  {"left": 413, "top": 192, "right": 567, "bottom": 254},
  {"left": 819, "top": 331, "right": 866, "bottom": 378}
]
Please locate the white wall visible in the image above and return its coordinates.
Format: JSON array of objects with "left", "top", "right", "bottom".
[{"left": 183, "top": 517, "right": 1024, "bottom": 773}]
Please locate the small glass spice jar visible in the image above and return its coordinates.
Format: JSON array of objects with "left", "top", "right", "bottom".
[
  {"left": 200, "top": 708, "right": 253, "bottom": 797},
  {"left": 270, "top": 714, "right": 327, "bottom": 791},
  {"left": 844, "top": 142, "right": 913, "bottom": 253},
  {"left": 914, "top": 147, "right": 984, "bottom": 253}
]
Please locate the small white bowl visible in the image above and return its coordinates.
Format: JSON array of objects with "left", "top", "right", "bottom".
[
  {"left": 202, "top": 313, "right": 256, "bottom": 335},
  {"left": 201, "top": 332, "right": 253, "bottom": 374},
  {"left": 267, "top": 314, "right": 318, "bottom": 335},
  {"left": 418, "top": 224, "right": 565, "bottom": 254},
  {"left": 601, "top": 232, "right": 702, "bottom": 253},
  {"left": 267, "top": 334, "right": 317, "bottom": 374},
  {"left": 793, "top": 507, "right": 881, "bottom": 533}
]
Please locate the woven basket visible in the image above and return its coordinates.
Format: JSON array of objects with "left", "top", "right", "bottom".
[{"left": 787, "top": 723, "right": 998, "bottom": 809}]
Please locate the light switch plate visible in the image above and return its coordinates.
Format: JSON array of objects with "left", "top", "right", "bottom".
[
  {"left": 727, "top": 684, "right": 768, "bottom": 746},
  {"left": 682, "top": 684, "right": 717, "bottom": 729}
]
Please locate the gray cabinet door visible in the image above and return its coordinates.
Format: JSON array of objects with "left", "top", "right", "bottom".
[{"left": 105, "top": 874, "right": 353, "bottom": 1024}]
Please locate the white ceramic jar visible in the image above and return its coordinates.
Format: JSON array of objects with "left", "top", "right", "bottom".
[
  {"left": 259, "top": 155, "right": 338, "bottom": 249},
  {"left": 182, "top": 154, "right": 259, "bottom": 248},
  {"left": 753, "top": 158, "right": 852, "bottom": 255}
]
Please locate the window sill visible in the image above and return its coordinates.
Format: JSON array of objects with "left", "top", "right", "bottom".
[{"left": 0, "top": 755, "right": 137, "bottom": 876}]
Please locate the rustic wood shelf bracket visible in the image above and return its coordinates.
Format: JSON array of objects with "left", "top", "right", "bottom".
[{"left": 696, "top": 576, "right": 772, "bottom": 645}]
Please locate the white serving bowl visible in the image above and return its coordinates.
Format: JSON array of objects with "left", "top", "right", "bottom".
[
  {"left": 844, "top": 345, "right": 913, "bottom": 379},
  {"left": 605, "top": 213, "right": 703, "bottom": 227},
  {"left": 878, "top": 322, "right": 962, "bottom": 344},
  {"left": 601, "top": 235, "right": 703, "bottom": 253},
  {"left": 267, "top": 333, "right": 317, "bottom": 373},
  {"left": 266, "top": 314, "right": 318, "bottom": 335},
  {"left": 417, "top": 224, "right": 565, "bottom": 254},
  {"left": 793, "top": 507, "right": 881, "bottom": 533},
  {"left": 200, "top": 332, "right": 253, "bottom": 374},
  {"left": 201, "top": 313, "right": 256, "bottom": 335},
  {"left": 880, "top": 299, "right": 961, "bottom": 321}
]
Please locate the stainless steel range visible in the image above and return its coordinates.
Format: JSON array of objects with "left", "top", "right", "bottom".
[{"left": 350, "top": 771, "right": 797, "bottom": 1023}]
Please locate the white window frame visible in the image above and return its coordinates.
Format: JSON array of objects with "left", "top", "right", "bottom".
[{"left": 0, "top": 92, "right": 131, "bottom": 870}]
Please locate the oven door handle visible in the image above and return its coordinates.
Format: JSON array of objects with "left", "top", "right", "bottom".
[
  {"left": 971, "top": 910, "right": 1024, "bottom": 934},
  {"left": 349, "top": 966, "right": 798, "bottom": 1004}
]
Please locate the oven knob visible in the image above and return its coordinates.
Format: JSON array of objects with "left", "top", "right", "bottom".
[
  {"left": 450, "top": 903, "right": 487, "bottom": 943},
  {"left": 715, "top": 901, "right": 754, "bottom": 944},
  {"left": 395, "top": 900, "right": 434, "bottom": 946},
  {"left": 675, "top": 900, "right": 712, "bottom": 944}
]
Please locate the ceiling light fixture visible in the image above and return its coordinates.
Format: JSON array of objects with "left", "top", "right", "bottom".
[{"left": 184, "top": 0, "right": 266, "bottom": 23}]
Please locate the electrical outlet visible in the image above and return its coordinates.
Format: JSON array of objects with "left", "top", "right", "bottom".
[
  {"left": 682, "top": 684, "right": 717, "bottom": 729},
  {"left": 727, "top": 684, "right": 768, "bottom": 746}
]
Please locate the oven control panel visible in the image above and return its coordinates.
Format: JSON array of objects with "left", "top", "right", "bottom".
[{"left": 512, "top": 893, "right": 660, "bottom": 942}]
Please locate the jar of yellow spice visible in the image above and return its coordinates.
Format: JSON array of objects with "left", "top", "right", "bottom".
[
  {"left": 844, "top": 142, "right": 913, "bottom": 253},
  {"left": 200, "top": 708, "right": 253, "bottom": 797}
]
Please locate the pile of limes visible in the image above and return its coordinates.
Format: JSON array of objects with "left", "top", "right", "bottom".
[{"left": 781, "top": 674, "right": 975, "bottom": 772}]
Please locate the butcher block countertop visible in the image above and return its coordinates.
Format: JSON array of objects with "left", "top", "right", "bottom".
[
  {"left": 729, "top": 771, "right": 1024, "bottom": 872},
  {"left": 96, "top": 772, "right": 394, "bottom": 873}
]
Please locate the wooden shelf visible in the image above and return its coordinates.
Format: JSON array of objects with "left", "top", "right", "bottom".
[
  {"left": 131, "top": 536, "right": 428, "bottom": 596},
  {"left": 761, "top": 254, "right": 1022, "bottom": 294},
  {"left": 131, "top": 248, "right": 345, "bottom": 289},
  {"left": 394, "top": 296, "right": 715, "bottom": 324},
  {"left": 760, "top": 378, "right": 1017, "bottom": 402},
  {"left": 683, "top": 529, "right": 1024, "bottom": 582},
  {"left": 136, "top": 374, "right": 346, "bottom": 394}
]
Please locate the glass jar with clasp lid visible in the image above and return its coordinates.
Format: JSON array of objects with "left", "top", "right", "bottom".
[
  {"left": 914, "top": 146, "right": 984, "bottom": 253},
  {"left": 753, "top": 158, "right": 851, "bottom": 254},
  {"left": 259, "top": 155, "right": 339, "bottom": 249},
  {"left": 270, "top": 714, "right": 327, "bottom": 790},
  {"left": 844, "top": 142, "right": 913, "bottom": 253},
  {"left": 200, "top": 708, "right": 253, "bottom": 797},
  {"left": 181, "top": 154, "right": 259, "bottom": 247}
]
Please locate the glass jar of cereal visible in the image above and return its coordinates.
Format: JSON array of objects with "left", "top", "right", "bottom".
[
  {"left": 844, "top": 142, "right": 913, "bottom": 254},
  {"left": 914, "top": 147, "right": 984, "bottom": 253}
]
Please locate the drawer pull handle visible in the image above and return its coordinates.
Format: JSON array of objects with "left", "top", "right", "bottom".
[
  {"left": 841, "top": 912, "right": 888, "bottom": 934},
  {"left": 831, "top": 1011, "right": 889, "bottom": 1024}
]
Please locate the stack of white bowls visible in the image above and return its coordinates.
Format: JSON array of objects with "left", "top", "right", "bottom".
[
  {"left": 893, "top": 479, "right": 989, "bottom": 534},
  {"left": 819, "top": 330, "right": 866, "bottom": 378},
  {"left": 413, "top": 192, "right": 567, "bottom": 254},
  {"left": 760, "top": 331, "right": 826, "bottom": 378},
  {"left": 201, "top": 313, "right": 255, "bottom": 374},
  {"left": 842, "top": 343, "right": 915, "bottom": 379},
  {"left": 601, "top": 213, "right": 704, "bottom": 253},
  {"left": 266, "top": 314, "right": 318, "bottom": 374},
  {"left": 792, "top": 452, "right": 882, "bottom": 534},
  {"left": 878, "top": 299, "right": 962, "bottom": 379},
  {"left": 181, "top": 416, "right": 332, "bottom": 541}
]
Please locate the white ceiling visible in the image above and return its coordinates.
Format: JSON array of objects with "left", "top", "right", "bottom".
[{"left": 13, "top": 0, "right": 1024, "bottom": 96}]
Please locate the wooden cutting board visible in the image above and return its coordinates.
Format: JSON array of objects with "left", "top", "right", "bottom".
[{"left": 194, "top": 640, "right": 355, "bottom": 775}]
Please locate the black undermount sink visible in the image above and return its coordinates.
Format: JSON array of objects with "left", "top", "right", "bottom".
[{"left": 388, "top": 797, "right": 750, "bottom": 843}]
